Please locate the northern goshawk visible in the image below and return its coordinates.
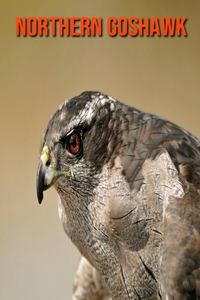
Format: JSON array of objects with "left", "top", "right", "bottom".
[{"left": 36, "top": 91, "right": 200, "bottom": 300}]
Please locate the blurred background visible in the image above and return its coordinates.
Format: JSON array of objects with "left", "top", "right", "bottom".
[{"left": 1, "top": 1, "right": 200, "bottom": 299}]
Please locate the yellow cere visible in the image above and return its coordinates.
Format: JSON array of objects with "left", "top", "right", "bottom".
[
  {"left": 41, "top": 146, "right": 51, "bottom": 168},
  {"left": 41, "top": 145, "right": 70, "bottom": 177}
]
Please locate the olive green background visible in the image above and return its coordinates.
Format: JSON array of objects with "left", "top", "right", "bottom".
[{"left": 1, "top": 1, "right": 200, "bottom": 299}]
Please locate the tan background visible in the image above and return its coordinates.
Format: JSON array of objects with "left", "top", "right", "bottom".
[{"left": 1, "top": 1, "right": 200, "bottom": 299}]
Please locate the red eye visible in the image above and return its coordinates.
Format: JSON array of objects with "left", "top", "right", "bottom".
[{"left": 69, "top": 132, "right": 81, "bottom": 154}]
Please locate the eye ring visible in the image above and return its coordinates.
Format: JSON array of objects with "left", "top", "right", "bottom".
[{"left": 68, "top": 132, "right": 81, "bottom": 155}]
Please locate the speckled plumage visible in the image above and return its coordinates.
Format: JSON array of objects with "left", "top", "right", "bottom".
[{"left": 37, "top": 91, "right": 200, "bottom": 300}]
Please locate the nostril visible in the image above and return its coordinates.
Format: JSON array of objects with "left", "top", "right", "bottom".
[{"left": 45, "top": 159, "right": 51, "bottom": 167}]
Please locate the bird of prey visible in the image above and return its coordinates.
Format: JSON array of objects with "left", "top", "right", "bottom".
[{"left": 36, "top": 91, "right": 200, "bottom": 300}]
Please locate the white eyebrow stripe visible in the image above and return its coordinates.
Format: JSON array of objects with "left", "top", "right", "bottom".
[
  {"left": 77, "top": 95, "right": 116, "bottom": 123},
  {"left": 58, "top": 93, "right": 117, "bottom": 132}
]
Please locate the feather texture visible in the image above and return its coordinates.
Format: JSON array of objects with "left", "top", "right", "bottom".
[{"left": 38, "top": 91, "right": 200, "bottom": 300}]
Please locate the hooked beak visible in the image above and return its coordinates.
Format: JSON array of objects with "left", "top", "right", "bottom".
[
  {"left": 36, "top": 146, "right": 70, "bottom": 204},
  {"left": 36, "top": 160, "right": 55, "bottom": 204}
]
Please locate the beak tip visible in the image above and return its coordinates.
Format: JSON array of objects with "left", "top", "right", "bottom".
[
  {"left": 38, "top": 194, "right": 43, "bottom": 204},
  {"left": 37, "top": 184, "right": 44, "bottom": 204},
  {"left": 36, "top": 160, "right": 45, "bottom": 205}
]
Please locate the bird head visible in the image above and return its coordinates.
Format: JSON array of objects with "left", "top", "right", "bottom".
[{"left": 36, "top": 91, "right": 119, "bottom": 204}]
